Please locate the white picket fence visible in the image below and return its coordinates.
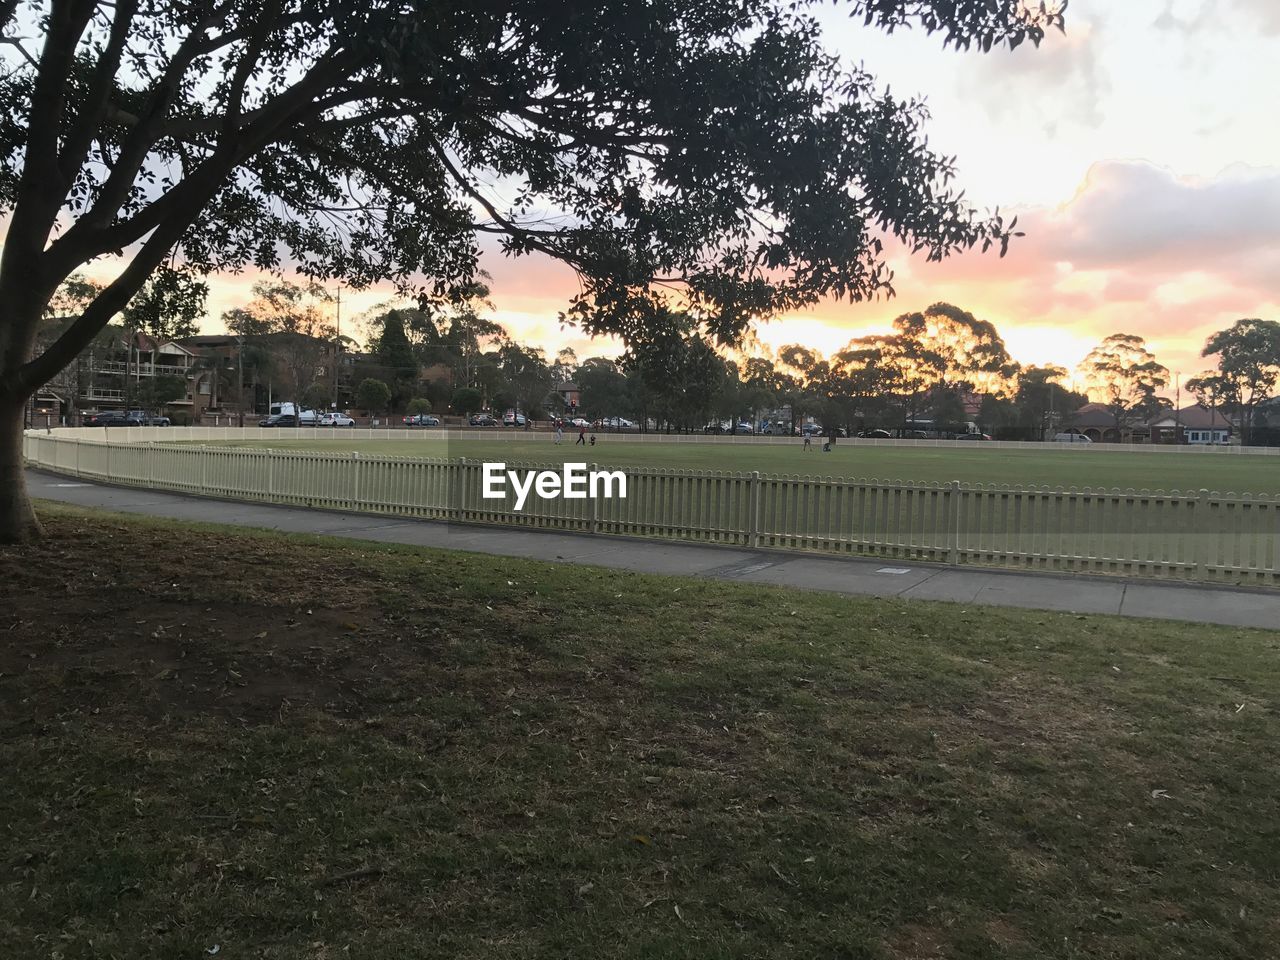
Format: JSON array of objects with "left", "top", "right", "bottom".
[
  {"left": 33, "top": 424, "right": 1280, "bottom": 454},
  {"left": 22, "top": 431, "right": 1280, "bottom": 586}
]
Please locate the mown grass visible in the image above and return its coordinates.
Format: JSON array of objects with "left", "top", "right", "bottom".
[
  {"left": 2, "top": 502, "right": 1278, "bottom": 959},
  {"left": 188, "top": 435, "right": 1280, "bottom": 494}
]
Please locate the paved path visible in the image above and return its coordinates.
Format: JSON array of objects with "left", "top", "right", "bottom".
[{"left": 26, "top": 469, "right": 1280, "bottom": 631}]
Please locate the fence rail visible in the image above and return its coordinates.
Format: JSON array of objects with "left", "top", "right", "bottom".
[
  {"left": 29, "top": 424, "right": 1280, "bottom": 454},
  {"left": 22, "top": 431, "right": 1280, "bottom": 586}
]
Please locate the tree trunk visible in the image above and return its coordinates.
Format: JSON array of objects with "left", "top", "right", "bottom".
[{"left": 0, "top": 399, "right": 42, "bottom": 543}]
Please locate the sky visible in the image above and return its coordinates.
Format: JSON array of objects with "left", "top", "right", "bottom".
[{"left": 88, "top": 0, "right": 1280, "bottom": 384}]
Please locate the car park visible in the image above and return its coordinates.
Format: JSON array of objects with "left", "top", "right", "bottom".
[
  {"left": 502, "top": 410, "right": 528, "bottom": 427},
  {"left": 601, "top": 416, "right": 635, "bottom": 429},
  {"left": 401, "top": 414, "right": 438, "bottom": 426},
  {"left": 469, "top": 413, "right": 498, "bottom": 426},
  {"left": 320, "top": 412, "right": 356, "bottom": 426}
]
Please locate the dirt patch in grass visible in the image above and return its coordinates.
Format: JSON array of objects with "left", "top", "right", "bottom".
[{"left": 3, "top": 503, "right": 1279, "bottom": 960}]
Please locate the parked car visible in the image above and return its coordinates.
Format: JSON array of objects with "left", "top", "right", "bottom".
[
  {"left": 259, "top": 414, "right": 299, "bottom": 427},
  {"left": 502, "top": 410, "right": 527, "bottom": 427},
  {"left": 799, "top": 423, "right": 824, "bottom": 436},
  {"left": 402, "top": 414, "right": 438, "bottom": 426},
  {"left": 84, "top": 410, "right": 130, "bottom": 426},
  {"left": 469, "top": 413, "right": 498, "bottom": 426},
  {"left": 320, "top": 412, "right": 356, "bottom": 426},
  {"left": 1053, "top": 432, "right": 1092, "bottom": 443},
  {"left": 126, "top": 409, "right": 171, "bottom": 426},
  {"left": 954, "top": 432, "right": 991, "bottom": 441},
  {"left": 858, "top": 428, "right": 892, "bottom": 439},
  {"left": 567, "top": 417, "right": 592, "bottom": 429},
  {"left": 600, "top": 416, "right": 635, "bottom": 429}
]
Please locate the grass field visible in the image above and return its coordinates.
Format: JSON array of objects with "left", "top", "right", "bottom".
[
  {"left": 3, "top": 505, "right": 1279, "bottom": 958},
  {"left": 189, "top": 435, "right": 1280, "bottom": 494}
]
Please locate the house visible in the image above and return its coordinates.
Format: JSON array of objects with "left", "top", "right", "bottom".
[
  {"left": 1062, "top": 403, "right": 1126, "bottom": 443},
  {"left": 556, "top": 380, "right": 580, "bottom": 411},
  {"left": 1147, "top": 404, "right": 1232, "bottom": 445}
]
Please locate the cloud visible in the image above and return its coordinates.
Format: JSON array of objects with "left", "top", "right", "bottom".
[{"left": 956, "top": 20, "right": 1109, "bottom": 131}]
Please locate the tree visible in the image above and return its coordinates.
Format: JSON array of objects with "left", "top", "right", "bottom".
[
  {"left": 135, "top": 374, "right": 186, "bottom": 415},
  {"left": 496, "top": 341, "right": 552, "bottom": 419},
  {"left": 0, "top": 0, "right": 1062, "bottom": 541},
  {"left": 576, "top": 358, "right": 630, "bottom": 421},
  {"left": 1078, "top": 334, "right": 1170, "bottom": 436},
  {"left": 118, "top": 265, "right": 208, "bottom": 407},
  {"left": 302, "top": 382, "right": 333, "bottom": 412},
  {"left": 1015, "top": 365, "right": 1083, "bottom": 440},
  {"left": 899, "top": 302, "right": 1014, "bottom": 394},
  {"left": 451, "top": 387, "right": 483, "bottom": 417},
  {"left": 355, "top": 378, "right": 391, "bottom": 416},
  {"left": 1199, "top": 319, "right": 1280, "bottom": 444},
  {"left": 405, "top": 397, "right": 433, "bottom": 416}
]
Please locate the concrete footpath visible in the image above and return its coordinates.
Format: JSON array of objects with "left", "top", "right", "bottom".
[{"left": 25, "top": 469, "right": 1280, "bottom": 631}]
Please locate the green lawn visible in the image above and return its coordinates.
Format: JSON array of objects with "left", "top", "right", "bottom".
[
  {"left": 3, "top": 504, "right": 1279, "bottom": 958},
  {"left": 189, "top": 435, "right": 1280, "bottom": 494}
]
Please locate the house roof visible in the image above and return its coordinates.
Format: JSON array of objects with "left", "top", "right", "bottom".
[
  {"left": 1148, "top": 404, "right": 1231, "bottom": 430},
  {"left": 1065, "top": 403, "right": 1117, "bottom": 428}
]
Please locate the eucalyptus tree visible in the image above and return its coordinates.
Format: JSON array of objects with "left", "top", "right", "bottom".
[{"left": 0, "top": 0, "right": 1061, "bottom": 539}]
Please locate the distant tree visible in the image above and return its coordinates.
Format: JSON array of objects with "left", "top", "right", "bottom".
[
  {"left": 135, "top": 375, "right": 186, "bottom": 415},
  {"left": 1079, "top": 334, "right": 1169, "bottom": 435},
  {"left": 898, "top": 303, "right": 1015, "bottom": 394},
  {"left": 302, "top": 383, "right": 333, "bottom": 412},
  {"left": 356, "top": 379, "right": 392, "bottom": 416},
  {"left": 576, "top": 358, "right": 630, "bottom": 420},
  {"left": 118, "top": 265, "right": 209, "bottom": 407},
  {"left": 1199, "top": 319, "right": 1280, "bottom": 444},
  {"left": 405, "top": 397, "right": 433, "bottom": 416},
  {"left": 1015, "top": 365, "right": 1084, "bottom": 440},
  {"left": 497, "top": 342, "right": 553, "bottom": 418},
  {"left": 451, "top": 387, "right": 483, "bottom": 416}
]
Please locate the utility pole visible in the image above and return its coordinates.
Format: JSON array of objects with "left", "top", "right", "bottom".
[
  {"left": 1174, "top": 372, "right": 1181, "bottom": 444},
  {"left": 332, "top": 285, "right": 342, "bottom": 409},
  {"left": 236, "top": 334, "right": 245, "bottom": 427}
]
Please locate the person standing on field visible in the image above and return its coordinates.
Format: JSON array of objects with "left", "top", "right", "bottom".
[
  {"left": 555, "top": 421, "right": 564, "bottom": 444},
  {"left": 576, "top": 426, "right": 587, "bottom": 445}
]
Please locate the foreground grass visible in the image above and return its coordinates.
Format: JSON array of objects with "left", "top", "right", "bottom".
[
  {"left": 189, "top": 435, "right": 1280, "bottom": 494},
  {"left": 2, "top": 504, "right": 1279, "bottom": 959}
]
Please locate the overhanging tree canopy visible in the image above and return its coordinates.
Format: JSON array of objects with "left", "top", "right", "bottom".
[{"left": 0, "top": 0, "right": 1065, "bottom": 540}]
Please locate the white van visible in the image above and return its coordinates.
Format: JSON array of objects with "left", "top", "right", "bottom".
[
  {"left": 270, "top": 402, "right": 320, "bottom": 424},
  {"left": 1053, "top": 432, "right": 1092, "bottom": 443}
]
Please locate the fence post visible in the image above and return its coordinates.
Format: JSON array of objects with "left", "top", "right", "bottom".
[
  {"left": 750, "top": 470, "right": 761, "bottom": 548},
  {"left": 457, "top": 457, "right": 467, "bottom": 520},
  {"left": 200, "top": 446, "right": 207, "bottom": 493},
  {"left": 949, "top": 479, "right": 961, "bottom": 565},
  {"left": 588, "top": 463, "right": 599, "bottom": 537},
  {"left": 351, "top": 451, "right": 361, "bottom": 510},
  {"left": 267, "top": 451, "right": 275, "bottom": 501},
  {"left": 74, "top": 439, "right": 81, "bottom": 478},
  {"left": 1196, "top": 488, "right": 1209, "bottom": 581}
]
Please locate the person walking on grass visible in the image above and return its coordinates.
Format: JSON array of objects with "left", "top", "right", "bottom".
[
  {"left": 576, "top": 426, "right": 587, "bottom": 445},
  {"left": 803, "top": 432, "right": 812, "bottom": 451},
  {"left": 555, "top": 420, "right": 564, "bottom": 444}
]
